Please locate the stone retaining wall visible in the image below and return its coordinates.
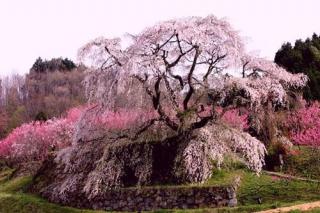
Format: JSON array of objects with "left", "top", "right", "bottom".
[{"left": 86, "top": 185, "right": 237, "bottom": 211}]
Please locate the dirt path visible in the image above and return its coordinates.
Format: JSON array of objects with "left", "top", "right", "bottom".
[{"left": 255, "top": 201, "right": 320, "bottom": 212}]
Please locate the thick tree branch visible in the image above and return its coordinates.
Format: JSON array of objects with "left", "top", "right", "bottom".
[
  {"left": 163, "top": 74, "right": 179, "bottom": 109},
  {"left": 183, "top": 47, "right": 200, "bottom": 110},
  {"left": 153, "top": 76, "right": 161, "bottom": 109},
  {"left": 168, "top": 70, "right": 184, "bottom": 89},
  {"left": 242, "top": 60, "right": 249, "bottom": 78},
  {"left": 134, "top": 74, "right": 178, "bottom": 131}
]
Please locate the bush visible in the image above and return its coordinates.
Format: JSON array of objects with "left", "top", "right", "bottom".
[
  {"left": 283, "top": 146, "right": 320, "bottom": 179},
  {"left": 0, "top": 107, "right": 82, "bottom": 166},
  {"left": 0, "top": 105, "right": 158, "bottom": 167},
  {"left": 285, "top": 102, "right": 320, "bottom": 146}
]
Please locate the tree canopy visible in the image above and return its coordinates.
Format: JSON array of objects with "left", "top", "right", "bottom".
[
  {"left": 79, "top": 15, "right": 306, "bottom": 131},
  {"left": 274, "top": 33, "right": 320, "bottom": 100},
  {"left": 31, "top": 57, "right": 77, "bottom": 73}
]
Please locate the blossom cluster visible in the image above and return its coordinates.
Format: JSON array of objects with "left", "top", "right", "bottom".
[
  {"left": 0, "top": 107, "right": 82, "bottom": 164},
  {"left": 184, "top": 125, "right": 266, "bottom": 174},
  {"left": 0, "top": 105, "right": 159, "bottom": 165},
  {"left": 95, "top": 108, "right": 156, "bottom": 130},
  {"left": 219, "top": 108, "right": 249, "bottom": 130},
  {"left": 285, "top": 102, "right": 320, "bottom": 146}
]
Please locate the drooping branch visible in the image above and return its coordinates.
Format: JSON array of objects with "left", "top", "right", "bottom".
[
  {"left": 100, "top": 57, "right": 113, "bottom": 70},
  {"left": 104, "top": 46, "right": 122, "bottom": 66},
  {"left": 156, "top": 32, "right": 197, "bottom": 90},
  {"left": 133, "top": 74, "right": 154, "bottom": 98},
  {"left": 159, "top": 41, "right": 194, "bottom": 90},
  {"left": 166, "top": 46, "right": 194, "bottom": 89}
]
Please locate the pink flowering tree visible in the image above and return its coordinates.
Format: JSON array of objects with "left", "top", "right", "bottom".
[
  {"left": 0, "top": 107, "right": 83, "bottom": 166},
  {"left": 285, "top": 102, "right": 320, "bottom": 146},
  {"left": 0, "top": 104, "right": 161, "bottom": 166},
  {"left": 76, "top": 15, "right": 307, "bottom": 173}
]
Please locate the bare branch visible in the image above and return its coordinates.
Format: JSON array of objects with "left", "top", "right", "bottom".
[
  {"left": 203, "top": 54, "right": 227, "bottom": 82},
  {"left": 152, "top": 31, "right": 177, "bottom": 54}
]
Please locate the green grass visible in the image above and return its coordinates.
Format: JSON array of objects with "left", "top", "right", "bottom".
[
  {"left": 203, "top": 169, "right": 320, "bottom": 212},
  {"left": 201, "top": 169, "right": 242, "bottom": 187},
  {"left": 304, "top": 208, "right": 320, "bottom": 213},
  {"left": 0, "top": 169, "right": 107, "bottom": 213},
  {"left": 284, "top": 146, "right": 320, "bottom": 180},
  {"left": 238, "top": 171, "right": 320, "bottom": 205},
  {"left": 147, "top": 169, "right": 320, "bottom": 213},
  {"left": 0, "top": 168, "right": 320, "bottom": 213}
]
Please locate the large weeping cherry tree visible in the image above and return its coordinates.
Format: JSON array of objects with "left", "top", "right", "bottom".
[{"left": 77, "top": 15, "right": 307, "bottom": 174}]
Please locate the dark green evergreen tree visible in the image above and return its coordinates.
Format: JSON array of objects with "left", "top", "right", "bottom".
[{"left": 275, "top": 33, "right": 320, "bottom": 100}]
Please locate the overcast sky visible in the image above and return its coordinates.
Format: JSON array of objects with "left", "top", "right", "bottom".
[{"left": 0, "top": 0, "right": 319, "bottom": 76}]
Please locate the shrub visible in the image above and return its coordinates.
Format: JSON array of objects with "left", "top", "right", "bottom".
[
  {"left": 0, "top": 105, "right": 158, "bottom": 166},
  {"left": 285, "top": 102, "right": 320, "bottom": 146},
  {"left": 0, "top": 107, "right": 82, "bottom": 166}
]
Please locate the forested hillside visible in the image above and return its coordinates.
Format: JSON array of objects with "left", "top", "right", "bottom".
[{"left": 0, "top": 58, "right": 86, "bottom": 138}]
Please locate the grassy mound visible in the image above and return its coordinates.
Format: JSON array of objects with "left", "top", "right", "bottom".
[{"left": 0, "top": 169, "right": 106, "bottom": 213}]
